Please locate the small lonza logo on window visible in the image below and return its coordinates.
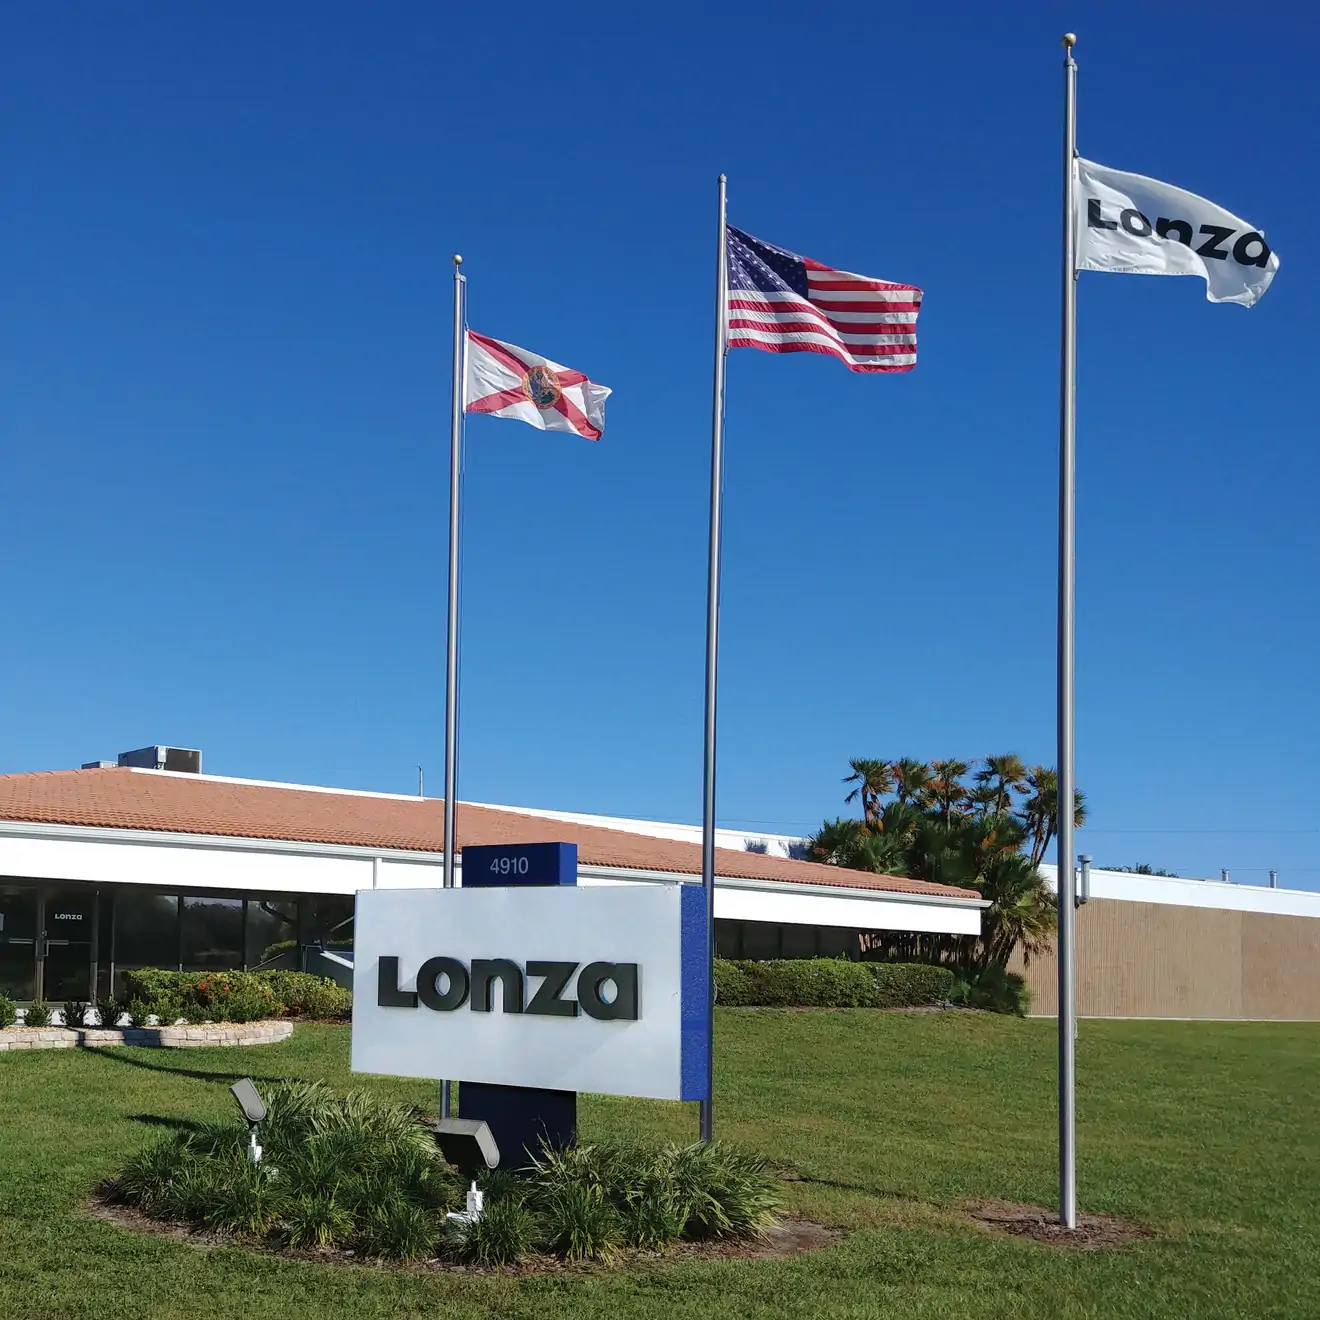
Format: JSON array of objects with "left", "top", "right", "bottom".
[{"left": 377, "top": 957, "right": 639, "bottom": 1021}]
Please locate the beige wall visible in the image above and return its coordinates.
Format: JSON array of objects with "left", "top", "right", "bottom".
[{"left": 1010, "top": 898, "right": 1320, "bottom": 1020}]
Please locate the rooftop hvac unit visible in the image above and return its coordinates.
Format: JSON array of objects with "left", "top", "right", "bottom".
[{"left": 118, "top": 746, "right": 203, "bottom": 774}]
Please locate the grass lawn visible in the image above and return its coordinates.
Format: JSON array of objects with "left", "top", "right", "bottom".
[{"left": 1, "top": 1010, "right": 1317, "bottom": 1319}]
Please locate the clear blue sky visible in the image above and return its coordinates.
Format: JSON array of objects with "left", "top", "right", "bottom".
[{"left": 3, "top": 3, "right": 1317, "bottom": 887}]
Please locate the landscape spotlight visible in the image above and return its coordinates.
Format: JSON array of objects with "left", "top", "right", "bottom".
[
  {"left": 230, "top": 1078, "right": 267, "bottom": 1164},
  {"left": 432, "top": 1118, "right": 500, "bottom": 1225},
  {"left": 431, "top": 1117, "right": 499, "bottom": 1175}
]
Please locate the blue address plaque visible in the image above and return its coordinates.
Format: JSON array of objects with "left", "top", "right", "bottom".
[{"left": 461, "top": 842, "right": 577, "bottom": 889}]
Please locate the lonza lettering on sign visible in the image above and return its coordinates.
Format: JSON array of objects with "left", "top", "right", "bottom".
[
  {"left": 377, "top": 955, "right": 639, "bottom": 1021},
  {"left": 1086, "top": 199, "right": 1272, "bottom": 268}
]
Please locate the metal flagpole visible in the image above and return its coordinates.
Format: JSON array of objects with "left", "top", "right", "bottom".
[
  {"left": 441, "top": 252, "right": 466, "bottom": 1121},
  {"left": 1057, "top": 33, "right": 1079, "bottom": 1231},
  {"left": 699, "top": 174, "right": 728, "bottom": 1143}
]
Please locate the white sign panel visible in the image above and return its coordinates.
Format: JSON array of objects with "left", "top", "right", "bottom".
[{"left": 351, "top": 884, "right": 708, "bottom": 1102}]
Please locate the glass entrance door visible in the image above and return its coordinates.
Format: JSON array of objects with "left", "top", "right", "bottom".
[
  {"left": 0, "top": 886, "right": 38, "bottom": 1000},
  {"left": 39, "top": 890, "right": 96, "bottom": 1003}
]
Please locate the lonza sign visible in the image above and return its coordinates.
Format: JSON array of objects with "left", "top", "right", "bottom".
[{"left": 350, "top": 885, "right": 708, "bottom": 1102}]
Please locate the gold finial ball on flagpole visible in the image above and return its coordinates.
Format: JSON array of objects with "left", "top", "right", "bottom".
[
  {"left": 453, "top": 253, "right": 463, "bottom": 266},
  {"left": 1062, "top": 33, "right": 1077, "bottom": 48}
]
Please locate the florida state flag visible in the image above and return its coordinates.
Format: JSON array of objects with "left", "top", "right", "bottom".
[{"left": 464, "top": 331, "right": 611, "bottom": 440}]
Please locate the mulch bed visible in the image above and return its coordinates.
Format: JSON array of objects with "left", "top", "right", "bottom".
[
  {"left": 966, "top": 1199, "right": 1153, "bottom": 1250},
  {"left": 87, "top": 1193, "right": 841, "bottom": 1275}
]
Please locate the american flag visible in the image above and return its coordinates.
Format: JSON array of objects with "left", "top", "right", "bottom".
[{"left": 726, "top": 226, "right": 921, "bottom": 373}]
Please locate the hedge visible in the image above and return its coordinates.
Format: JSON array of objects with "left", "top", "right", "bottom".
[
  {"left": 713, "top": 959, "right": 954, "bottom": 1009},
  {"left": 120, "top": 969, "right": 352, "bottom": 1023}
]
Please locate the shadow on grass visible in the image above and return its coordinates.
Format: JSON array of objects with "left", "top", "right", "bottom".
[
  {"left": 87, "top": 1047, "right": 289, "bottom": 1088},
  {"left": 776, "top": 1168, "right": 925, "bottom": 1201},
  {"left": 127, "top": 1114, "right": 212, "bottom": 1134}
]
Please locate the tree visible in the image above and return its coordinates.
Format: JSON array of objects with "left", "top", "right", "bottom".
[
  {"left": 842, "top": 759, "right": 893, "bottom": 826},
  {"left": 892, "top": 758, "right": 931, "bottom": 806},
  {"left": 926, "top": 759, "right": 971, "bottom": 825},
  {"left": 1021, "top": 767, "right": 1088, "bottom": 868},
  {"left": 807, "top": 817, "right": 907, "bottom": 874},
  {"left": 807, "top": 754, "right": 1077, "bottom": 976},
  {"left": 975, "top": 754, "right": 1029, "bottom": 816}
]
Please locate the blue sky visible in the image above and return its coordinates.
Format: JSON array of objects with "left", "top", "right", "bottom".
[{"left": 3, "top": 3, "right": 1316, "bottom": 888}]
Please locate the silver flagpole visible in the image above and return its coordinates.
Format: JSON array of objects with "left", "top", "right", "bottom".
[
  {"left": 1057, "top": 33, "right": 1079, "bottom": 1231},
  {"left": 699, "top": 174, "right": 728, "bottom": 1143},
  {"left": 441, "top": 252, "right": 466, "bottom": 1121}
]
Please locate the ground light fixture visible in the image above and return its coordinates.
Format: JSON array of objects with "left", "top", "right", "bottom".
[
  {"left": 230, "top": 1078, "right": 267, "bottom": 1164},
  {"left": 432, "top": 1117, "right": 500, "bottom": 1224}
]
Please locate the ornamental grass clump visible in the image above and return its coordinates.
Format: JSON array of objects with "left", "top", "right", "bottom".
[
  {"left": 111, "top": 1082, "right": 459, "bottom": 1258},
  {"left": 109, "top": 1082, "right": 781, "bottom": 1267}
]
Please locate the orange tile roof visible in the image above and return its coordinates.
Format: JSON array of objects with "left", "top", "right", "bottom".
[{"left": 0, "top": 768, "right": 979, "bottom": 901}]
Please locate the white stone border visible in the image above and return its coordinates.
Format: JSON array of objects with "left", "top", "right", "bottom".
[{"left": 0, "top": 1020, "right": 294, "bottom": 1051}]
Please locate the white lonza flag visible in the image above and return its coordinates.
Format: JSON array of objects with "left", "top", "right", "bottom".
[
  {"left": 1076, "top": 159, "right": 1279, "bottom": 307},
  {"left": 464, "top": 330, "right": 611, "bottom": 440}
]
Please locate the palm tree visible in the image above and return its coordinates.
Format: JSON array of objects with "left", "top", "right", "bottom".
[
  {"left": 926, "top": 759, "right": 971, "bottom": 825},
  {"left": 975, "top": 754, "right": 1029, "bottom": 815},
  {"left": 842, "top": 759, "right": 893, "bottom": 826},
  {"left": 975, "top": 852, "right": 1057, "bottom": 970},
  {"left": 807, "top": 817, "right": 907, "bottom": 874},
  {"left": 807, "top": 817, "right": 869, "bottom": 866},
  {"left": 1020, "top": 767, "right": 1088, "bottom": 867},
  {"left": 891, "top": 758, "right": 931, "bottom": 806}
]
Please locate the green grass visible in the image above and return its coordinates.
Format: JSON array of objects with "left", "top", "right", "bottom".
[{"left": 1, "top": 1012, "right": 1317, "bottom": 1318}]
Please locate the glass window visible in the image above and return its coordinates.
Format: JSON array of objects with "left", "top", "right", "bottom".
[
  {"left": 817, "top": 926, "right": 858, "bottom": 959},
  {"left": 182, "top": 897, "right": 243, "bottom": 972},
  {"left": 740, "top": 921, "right": 782, "bottom": 961},
  {"left": 714, "top": 920, "right": 743, "bottom": 959},
  {"left": 0, "top": 885, "right": 38, "bottom": 1000},
  {"left": 303, "top": 895, "right": 354, "bottom": 951},
  {"left": 780, "top": 924, "right": 818, "bottom": 960},
  {"left": 247, "top": 899, "right": 299, "bottom": 970},
  {"left": 114, "top": 892, "right": 181, "bottom": 980}
]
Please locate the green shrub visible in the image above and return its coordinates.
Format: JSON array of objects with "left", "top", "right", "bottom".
[
  {"left": 148, "top": 994, "right": 185, "bottom": 1026},
  {"left": 443, "top": 1196, "right": 539, "bottom": 1266},
  {"left": 122, "top": 999, "right": 153, "bottom": 1028},
  {"left": 866, "top": 962, "right": 957, "bottom": 1007},
  {"left": 299, "top": 983, "right": 352, "bottom": 1020},
  {"left": 0, "top": 994, "right": 17, "bottom": 1028},
  {"left": 253, "top": 970, "right": 339, "bottom": 1015},
  {"left": 713, "top": 959, "right": 752, "bottom": 1006},
  {"left": 120, "top": 968, "right": 346, "bottom": 1021},
  {"left": 947, "top": 965, "right": 1030, "bottom": 1016},
  {"left": 23, "top": 1001, "right": 52, "bottom": 1027},
  {"left": 224, "top": 984, "right": 278, "bottom": 1023},
  {"left": 62, "top": 1000, "right": 86, "bottom": 1029},
  {"left": 711, "top": 958, "right": 953, "bottom": 1009},
  {"left": 95, "top": 996, "right": 122, "bottom": 1029}
]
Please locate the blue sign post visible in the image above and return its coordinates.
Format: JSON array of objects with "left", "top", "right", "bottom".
[{"left": 457, "top": 842, "right": 578, "bottom": 1166}]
